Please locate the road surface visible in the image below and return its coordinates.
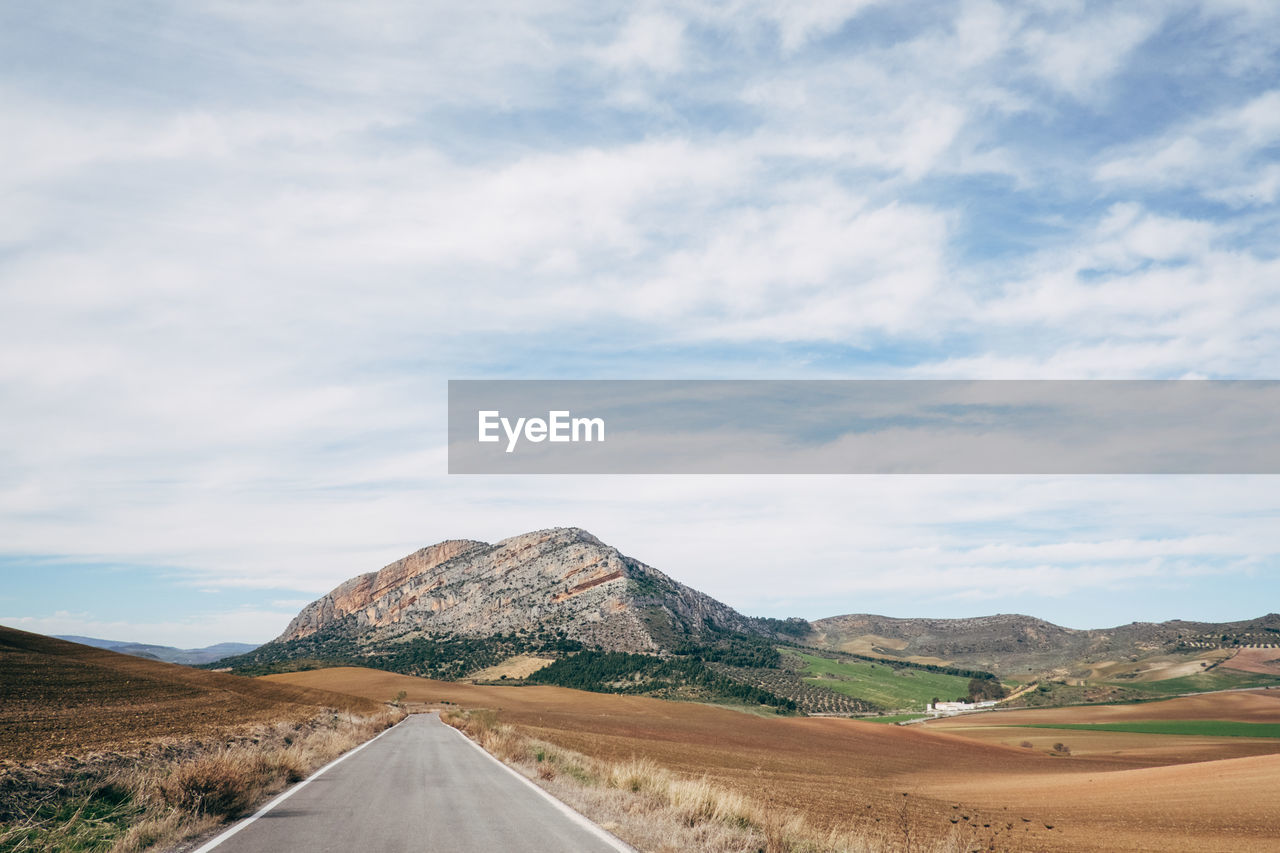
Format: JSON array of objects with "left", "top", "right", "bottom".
[{"left": 194, "top": 713, "right": 630, "bottom": 853}]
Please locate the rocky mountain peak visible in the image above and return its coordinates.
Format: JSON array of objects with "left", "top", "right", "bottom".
[{"left": 273, "top": 527, "right": 754, "bottom": 652}]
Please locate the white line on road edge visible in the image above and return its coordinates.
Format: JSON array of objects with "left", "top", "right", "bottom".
[
  {"left": 439, "top": 714, "right": 638, "bottom": 853},
  {"left": 188, "top": 715, "right": 408, "bottom": 853}
]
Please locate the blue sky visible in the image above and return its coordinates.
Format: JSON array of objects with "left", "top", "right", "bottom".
[{"left": 2, "top": 1, "right": 1278, "bottom": 646}]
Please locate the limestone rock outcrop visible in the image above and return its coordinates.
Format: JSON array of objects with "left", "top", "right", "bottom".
[{"left": 275, "top": 527, "right": 755, "bottom": 652}]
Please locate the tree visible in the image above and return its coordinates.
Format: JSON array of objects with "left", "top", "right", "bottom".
[{"left": 967, "top": 676, "right": 1008, "bottom": 702}]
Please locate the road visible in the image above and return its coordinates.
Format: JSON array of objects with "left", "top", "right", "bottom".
[{"left": 193, "top": 713, "right": 630, "bottom": 853}]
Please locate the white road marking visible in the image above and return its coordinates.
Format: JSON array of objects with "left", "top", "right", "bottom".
[
  {"left": 188, "top": 715, "right": 407, "bottom": 853},
  {"left": 440, "top": 715, "right": 637, "bottom": 853}
]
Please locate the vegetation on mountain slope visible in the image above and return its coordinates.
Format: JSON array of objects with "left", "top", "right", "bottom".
[
  {"left": 206, "top": 620, "right": 583, "bottom": 679},
  {"left": 525, "top": 650, "right": 798, "bottom": 711}
]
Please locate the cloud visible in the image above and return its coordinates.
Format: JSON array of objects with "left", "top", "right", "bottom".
[
  {"left": 0, "top": 609, "right": 295, "bottom": 648},
  {"left": 1096, "top": 90, "right": 1280, "bottom": 205},
  {"left": 1020, "top": 8, "right": 1163, "bottom": 99},
  {"left": 724, "top": 0, "right": 886, "bottom": 53},
  {"left": 594, "top": 12, "right": 687, "bottom": 72}
]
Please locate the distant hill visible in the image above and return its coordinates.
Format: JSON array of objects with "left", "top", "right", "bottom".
[
  {"left": 809, "top": 612, "right": 1280, "bottom": 676},
  {"left": 0, "top": 626, "right": 378, "bottom": 762},
  {"left": 53, "top": 635, "right": 259, "bottom": 665}
]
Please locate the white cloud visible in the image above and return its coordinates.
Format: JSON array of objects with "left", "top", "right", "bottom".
[
  {"left": 594, "top": 12, "right": 686, "bottom": 72},
  {"left": 1096, "top": 90, "right": 1280, "bottom": 205},
  {"left": 1020, "top": 8, "right": 1162, "bottom": 99},
  {"left": 0, "top": 609, "right": 294, "bottom": 648}
]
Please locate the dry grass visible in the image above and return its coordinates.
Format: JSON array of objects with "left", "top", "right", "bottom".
[
  {"left": 0, "top": 709, "right": 403, "bottom": 853},
  {"left": 466, "top": 655, "right": 556, "bottom": 682},
  {"left": 442, "top": 709, "right": 970, "bottom": 853}
]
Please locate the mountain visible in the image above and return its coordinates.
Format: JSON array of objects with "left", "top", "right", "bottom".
[
  {"left": 216, "top": 527, "right": 792, "bottom": 679},
  {"left": 54, "top": 635, "right": 259, "bottom": 665},
  {"left": 274, "top": 527, "right": 761, "bottom": 651}
]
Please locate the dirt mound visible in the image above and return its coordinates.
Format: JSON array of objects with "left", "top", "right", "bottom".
[{"left": 0, "top": 626, "right": 378, "bottom": 762}]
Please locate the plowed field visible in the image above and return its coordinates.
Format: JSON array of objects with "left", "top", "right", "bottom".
[{"left": 0, "top": 626, "right": 378, "bottom": 762}]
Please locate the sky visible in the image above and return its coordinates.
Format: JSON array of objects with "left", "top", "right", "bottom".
[{"left": 2, "top": 0, "right": 1278, "bottom": 647}]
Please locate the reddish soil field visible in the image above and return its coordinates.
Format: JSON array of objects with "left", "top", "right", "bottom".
[
  {"left": 269, "top": 667, "right": 1280, "bottom": 851},
  {"left": 921, "top": 753, "right": 1280, "bottom": 852},
  {"left": 928, "top": 688, "right": 1280, "bottom": 727},
  {"left": 1220, "top": 647, "right": 1280, "bottom": 675},
  {"left": 0, "top": 626, "right": 378, "bottom": 763}
]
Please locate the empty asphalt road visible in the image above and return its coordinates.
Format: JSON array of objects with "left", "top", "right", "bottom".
[{"left": 193, "top": 713, "right": 630, "bottom": 853}]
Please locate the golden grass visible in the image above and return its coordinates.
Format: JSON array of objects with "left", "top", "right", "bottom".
[
  {"left": 0, "top": 709, "right": 403, "bottom": 853},
  {"left": 466, "top": 655, "right": 556, "bottom": 682}
]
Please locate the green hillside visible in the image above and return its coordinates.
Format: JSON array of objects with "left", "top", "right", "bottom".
[{"left": 791, "top": 651, "right": 982, "bottom": 711}]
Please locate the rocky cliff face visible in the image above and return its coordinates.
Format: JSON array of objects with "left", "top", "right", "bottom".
[{"left": 276, "top": 527, "right": 756, "bottom": 653}]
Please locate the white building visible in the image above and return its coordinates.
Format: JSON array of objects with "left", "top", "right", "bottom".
[{"left": 926, "top": 700, "right": 998, "bottom": 715}]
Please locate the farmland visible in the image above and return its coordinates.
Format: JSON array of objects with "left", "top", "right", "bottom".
[
  {"left": 0, "top": 627, "right": 396, "bottom": 853},
  {"left": 789, "top": 650, "right": 978, "bottom": 710},
  {"left": 0, "top": 626, "right": 378, "bottom": 762},
  {"left": 1101, "top": 667, "right": 1280, "bottom": 696},
  {"left": 270, "top": 666, "right": 1280, "bottom": 851},
  {"left": 1016, "top": 720, "right": 1280, "bottom": 738}
]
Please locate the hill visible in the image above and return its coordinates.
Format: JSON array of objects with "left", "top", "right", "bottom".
[
  {"left": 809, "top": 612, "right": 1280, "bottom": 678},
  {"left": 0, "top": 625, "right": 379, "bottom": 762},
  {"left": 273, "top": 528, "right": 763, "bottom": 651},
  {"left": 214, "top": 527, "right": 800, "bottom": 677},
  {"left": 53, "top": 635, "right": 258, "bottom": 665},
  {"left": 212, "top": 527, "right": 820, "bottom": 710}
]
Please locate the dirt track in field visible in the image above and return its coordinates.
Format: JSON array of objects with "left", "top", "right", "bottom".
[{"left": 268, "top": 667, "right": 1280, "bottom": 851}]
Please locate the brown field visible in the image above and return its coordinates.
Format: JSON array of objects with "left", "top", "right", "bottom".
[
  {"left": 825, "top": 633, "right": 953, "bottom": 667},
  {"left": 921, "top": 691, "right": 1280, "bottom": 780},
  {"left": 1086, "top": 652, "right": 1226, "bottom": 682},
  {"left": 1221, "top": 646, "right": 1280, "bottom": 675},
  {"left": 927, "top": 688, "right": 1280, "bottom": 726},
  {"left": 0, "top": 625, "right": 379, "bottom": 763},
  {"left": 266, "top": 667, "right": 1280, "bottom": 851}
]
